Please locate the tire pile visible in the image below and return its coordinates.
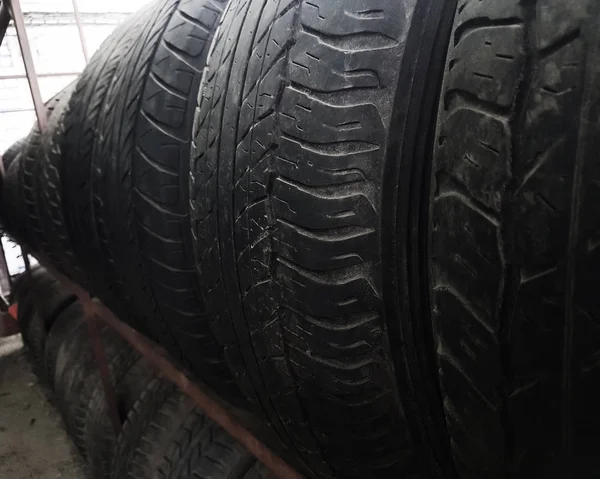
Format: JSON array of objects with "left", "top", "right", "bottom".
[
  {"left": 13, "top": 265, "right": 274, "bottom": 479},
  {"left": 1, "top": 0, "right": 600, "bottom": 478}
]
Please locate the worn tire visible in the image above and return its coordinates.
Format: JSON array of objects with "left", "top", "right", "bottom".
[
  {"left": 61, "top": 5, "right": 157, "bottom": 296},
  {"left": 85, "top": 356, "right": 156, "bottom": 479},
  {"left": 52, "top": 318, "right": 126, "bottom": 459},
  {"left": 188, "top": 0, "right": 466, "bottom": 476},
  {"left": 17, "top": 268, "right": 73, "bottom": 337},
  {"left": 184, "top": 429, "right": 274, "bottom": 479},
  {"left": 43, "top": 301, "right": 85, "bottom": 391},
  {"left": 427, "top": 1, "right": 600, "bottom": 478},
  {"left": 111, "top": 378, "right": 261, "bottom": 479},
  {"left": 11, "top": 265, "right": 45, "bottom": 319},
  {"left": 8, "top": 264, "right": 43, "bottom": 305},
  {"left": 110, "top": 377, "right": 177, "bottom": 479},
  {"left": 92, "top": 0, "right": 237, "bottom": 400},
  {"left": 16, "top": 89, "right": 71, "bottom": 251},
  {"left": 33, "top": 83, "right": 80, "bottom": 280},
  {"left": 70, "top": 330, "right": 137, "bottom": 459},
  {"left": 1, "top": 157, "right": 26, "bottom": 239},
  {"left": 18, "top": 271, "right": 76, "bottom": 370},
  {"left": 1, "top": 136, "right": 27, "bottom": 173}
]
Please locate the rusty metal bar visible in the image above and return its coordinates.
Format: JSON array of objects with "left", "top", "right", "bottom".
[
  {"left": 87, "top": 313, "right": 121, "bottom": 434},
  {"left": 8, "top": 0, "right": 47, "bottom": 131},
  {"left": 70, "top": 0, "right": 88, "bottom": 63},
  {"left": 0, "top": 1, "right": 10, "bottom": 49},
  {"left": 33, "top": 256, "right": 304, "bottom": 479}
]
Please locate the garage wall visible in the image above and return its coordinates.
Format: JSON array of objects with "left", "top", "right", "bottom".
[{"left": 0, "top": 0, "right": 150, "bottom": 152}]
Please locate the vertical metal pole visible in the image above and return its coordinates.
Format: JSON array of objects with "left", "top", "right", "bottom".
[
  {"left": 71, "top": 0, "right": 88, "bottom": 63},
  {"left": 8, "top": 0, "right": 47, "bottom": 131}
]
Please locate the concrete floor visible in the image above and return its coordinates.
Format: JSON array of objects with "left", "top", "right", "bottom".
[{"left": 0, "top": 335, "right": 84, "bottom": 479}]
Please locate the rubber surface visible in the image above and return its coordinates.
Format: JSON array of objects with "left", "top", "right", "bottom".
[
  {"left": 1, "top": 136, "right": 27, "bottom": 172},
  {"left": 110, "top": 377, "right": 177, "bottom": 479},
  {"left": 18, "top": 270, "right": 76, "bottom": 370},
  {"left": 85, "top": 356, "right": 156, "bottom": 479},
  {"left": 189, "top": 0, "right": 427, "bottom": 476},
  {"left": 8, "top": 264, "right": 42, "bottom": 305},
  {"left": 1, "top": 157, "right": 26, "bottom": 240},
  {"left": 13, "top": 266, "right": 50, "bottom": 335},
  {"left": 43, "top": 301, "right": 85, "bottom": 392},
  {"left": 70, "top": 328, "right": 138, "bottom": 459},
  {"left": 91, "top": 0, "right": 237, "bottom": 401},
  {"left": 111, "top": 377, "right": 262, "bottom": 479},
  {"left": 429, "top": 1, "right": 600, "bottom": 477},
  {"left": 61, "top": 4, "right": 156, "bottom": 296},
  {"left": 18, "top": 89, "right": 72, "bottom": 253},
  {"left": 52, "top": 318, "right": 125, "bottom": 459},
  {"left": 1, "top": 90, "right": 66, "bottom": 246},
  {"left": 34, "top": 82, "right": 80, "bottom": 280}
]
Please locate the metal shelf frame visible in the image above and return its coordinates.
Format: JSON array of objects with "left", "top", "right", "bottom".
[{"left": 0, "top": 2, "right": 306, "bottom": 477}]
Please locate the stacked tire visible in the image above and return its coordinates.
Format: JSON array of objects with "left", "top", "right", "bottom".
[
  {"left": 1, "top": 0, "right": 599, "bottom": 478},
  {"left": 14, "top": 266, "right": 274, "bottom": 479}
]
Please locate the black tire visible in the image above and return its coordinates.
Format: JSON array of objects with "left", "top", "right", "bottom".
[
  {"left": 85, "top": 356, "right": 156, "bottom": 479},
  {"left": 92, "top": 0, "right": 237, "bottom": 400},
  {"left": 188, "top": 0, "right": 460, "bottom": 476},
  {"left": 19, "top": 88, "right": 72, "bottom": 253},
  {"left": 184, "top": 431, "right": 274, "bottom": 479},
  {"left": 34, "top": 82, "right": 80, "bottom": 280},
  {"left": 1, "top": 157, "right": 26, "bottom": 239},
  {"left": 111, "top": 378, "right": 258, "bottom": 479},
  {"left": 53, "top": 319, "right": 125, "bottom": 458},
  {"left": 68, "top": 331, "right": 140, "bottom": 460},
  {"left": 43, "top": 301, "right": 85, "bottom": 392},
  {"left": 18, "top": 273, "right": 76, "bottom": 370},
  {"left": 243, "top": 464, "right": 275, "bottom": 479},
  {"left": 10, "top": 263, "right": 43, "bottom": 307},
  {"left": 17, "top": 268, "right": 74, "bottom": 343},
  {"left": 1, "top": 136, "right": 27, "bottom": 173},
  {"left": 20, "top": 310, "right": 45, "bottom": 371},
  {"left": 110, "top": 377, "right": 177, "bottom": 479},
  {"left": 427, "top": 1, "right": 600, "bottom": 478},
  {"left": 61, "top": 5, "right": 156, "bottom": 295}
]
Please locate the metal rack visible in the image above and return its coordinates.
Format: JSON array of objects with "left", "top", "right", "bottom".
[{"left": 0, "top": 2, "right": 305, "bottom": 477}]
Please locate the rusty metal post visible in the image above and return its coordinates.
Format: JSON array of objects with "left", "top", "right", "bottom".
[
  {"left": 70, "top": 0, "right": 88, "bottom": 63},
  {"left": 8, "top": 0, "right": 47, "bottom": 131}
]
